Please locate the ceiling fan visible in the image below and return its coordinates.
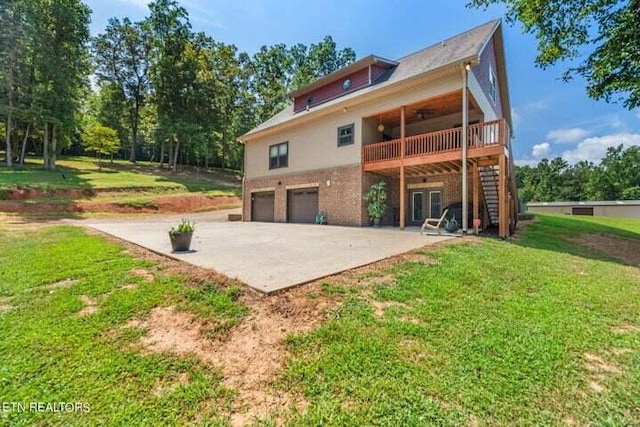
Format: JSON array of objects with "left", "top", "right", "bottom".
[{"left": 415, "top": 108, "right": 435, "bottom": 120}]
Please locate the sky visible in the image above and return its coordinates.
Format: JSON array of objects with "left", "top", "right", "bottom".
[{"left": 85, "top": 0, "right": 640, "bottom": 166}]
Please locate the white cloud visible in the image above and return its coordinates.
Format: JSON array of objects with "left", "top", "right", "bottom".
[
  {"left": 561, "top": 133, "right": 640, "bottom": 164},
  {"left": 532, "top": 142, "right": 551, "bottom": 158},
  {"left": 114, "top": 0, "right": 149, "bottom": 7},
  {"left": 546, "top": 127, "right": 591, "bottom": 144},
  {"left": 515, "top": 159, "right": 540, "bottom": 167}
]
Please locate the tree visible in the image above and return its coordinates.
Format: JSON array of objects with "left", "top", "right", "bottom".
[
  {"left": 147, "top": 0, "right": 193, "bottom": 170},
  {"left": 469, "top": 0, "right": 640, "bottom": 109},
  {"left": 82, "top": 124, "right": 119, "bottom": 170},
  {"left": 93, "top": 17, "right": 152, "bottom": 163},
  {"left": 0, "top": 0, "right": 29, "bottom": 167},
  {"left": 27, "top": 0, "right": 91, "bottom": 170}
]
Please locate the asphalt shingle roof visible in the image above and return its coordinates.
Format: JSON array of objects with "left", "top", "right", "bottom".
[{"left": 243, "top": 19, "right": 501, "bottom": 139}]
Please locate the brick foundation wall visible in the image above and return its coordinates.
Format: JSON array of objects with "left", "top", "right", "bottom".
[{"left": 244, "top": 164, "right": 365, "bottom": 226}]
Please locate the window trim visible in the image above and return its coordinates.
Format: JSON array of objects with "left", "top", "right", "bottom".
[
  {"left": 269, "top": 141, "right": 289, "bottom": 170},
  {"left": 489, "top": 64, "right": 497, "bottom": 105},
  {"left": 429, "top": 190, "right": 442, "bottom": 219},
  {"left": 337, "top": 123, "right": 355, "bottom": 147}
]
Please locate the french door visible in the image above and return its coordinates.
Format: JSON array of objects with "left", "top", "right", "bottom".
[{"left": 409, "top": 189, "right": 442, "bottom": 224}]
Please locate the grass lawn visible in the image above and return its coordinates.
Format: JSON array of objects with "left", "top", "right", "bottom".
[
  {"left": 0, "top": 156, "right": 240, "bottom": 194},
  {"left": 0, "top": 214, "right": 638, "bottom": 425}
]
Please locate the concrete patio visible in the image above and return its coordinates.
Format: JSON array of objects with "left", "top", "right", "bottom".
[{"left": 85, "top": 215, "right": 452, "bottom": 293}]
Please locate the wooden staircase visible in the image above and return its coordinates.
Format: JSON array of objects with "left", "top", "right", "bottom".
[{"left": 479, "top": 165, "right": 500, "bottom": 226}]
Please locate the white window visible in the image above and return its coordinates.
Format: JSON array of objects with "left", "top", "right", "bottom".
[{"left": 489, "top": 64, "right": 497, "bottom": 104}]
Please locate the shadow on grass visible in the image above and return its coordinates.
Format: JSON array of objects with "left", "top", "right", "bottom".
[
  {"left": 96, "top": 160, "right": 241, "bottom": 193},
  {"left": 513, "top": 214, "right": 640, "bottom": 267},
  {"left": 0, "top": 163, "right": 92, "bottom": 192}
]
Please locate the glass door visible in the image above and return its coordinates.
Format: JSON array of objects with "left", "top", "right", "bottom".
[{"left": 411, "top": 190, "right": 425, "bottom": 224}]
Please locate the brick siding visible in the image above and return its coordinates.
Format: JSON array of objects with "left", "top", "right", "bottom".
[{"left": 244, "top": 164, "right": 365, "bottom": 226}]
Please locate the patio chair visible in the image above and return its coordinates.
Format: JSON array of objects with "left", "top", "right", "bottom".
[{"left": 420, "top": 209, "right": 449, "bottom": 235}]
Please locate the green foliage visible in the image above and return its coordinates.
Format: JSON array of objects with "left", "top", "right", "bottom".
[
  {"left": 92, "top": 17, "right": 153, "bottom": 162},
  {"left": 169, "top": 218, "right": 196, "bottom": 235},
  {"left": 468, "top": 0, "right": 640, "bottom": 109},
  {"left": 364, "top": 181, "right": 388, "bottom": 219},
  {"left": 517, "top": 145, "right": 640, "bottom": 202},
  {"left": 82, "top": 124, "right": 120, "bottom": 156}
]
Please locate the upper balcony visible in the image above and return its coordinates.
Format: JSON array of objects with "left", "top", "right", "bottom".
[{"left": 362, "top": 119, "right": 510, "bottom": 173}]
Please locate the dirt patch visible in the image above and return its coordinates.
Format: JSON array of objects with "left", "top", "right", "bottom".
[
  {"left": 611, "top": 323, "right": 640, "bottom": 334},
  {"left": 0, "top": 194, "right": 241, "bottom": 215},
  {"left": 400, "top": 252, "right": 439, "bottom": 264},
  {"left": 128, "top": 291, "right": 332, "bottom": 425},
  {"left": 131, "top": 269, "right": 155, "bottom": 283},
  {"left": 398, "top": 338, "right": 429, "bottom": 364},
  {"left": 589, "top": 381, "right": 606, "bottom": 393},
  {"left": 584, "top": 353, "right": 622, "bottom": 374},
  {"left": 370, "top": 300, "right": 411, "bottom": 318},
  {"left": 2, "top": 188, "right": 94, "bottom": 201},
  {"left": 41, "top": 279, "right": 78, "bottom": 291},
  {"left": 152, "top": 372, "right": 190, "bottom": 397},
  {"left": 0, "top": 304, "right": 15, "bottom": 312},
  {"left": 120, "top": 283, "right": 138, "bottom": 290},
  {"left": 609, "top": 348, "right": 635, "bottom": 356},
  {"left": 77, "top": 295, "right": 98, "bottom": 317},
  {"left": 572, "top": 234, "right": 640, "bottom": 266}
]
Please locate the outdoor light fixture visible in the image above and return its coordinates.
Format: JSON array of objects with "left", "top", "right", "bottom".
[{"left": 377, "top": 117, "right": 385, "bottom": 133}]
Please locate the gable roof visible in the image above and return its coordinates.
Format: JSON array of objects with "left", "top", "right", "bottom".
[
  {"left": 242, "top": 19, "right": 504, "bottom": 140},
  {"left": 288, "top": 55, "right": 398, "bottom": 99}
]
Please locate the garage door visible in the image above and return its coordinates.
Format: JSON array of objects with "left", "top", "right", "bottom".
[
  {"left": 251, "top": 191, "right": 275, "bottom": 222},
  {"left": 287, "top": 188, "right": 319, "bottom": 224}
]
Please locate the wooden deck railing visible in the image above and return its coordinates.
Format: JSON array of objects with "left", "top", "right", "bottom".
[{"left": 362, "top": 119, "right": 507, "bottom": 164}]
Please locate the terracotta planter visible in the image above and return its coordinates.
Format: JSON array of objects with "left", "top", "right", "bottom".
[
  {"left": 373, "top": 217, "right": 381, "bottom": 228},
  {"left": 169, "top": 231, "right": 193, "bottom": 252}
]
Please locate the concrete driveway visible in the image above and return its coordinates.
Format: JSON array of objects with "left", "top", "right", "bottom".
[{"left": 85, "top": 213, "right": 452, "bottom": 293}]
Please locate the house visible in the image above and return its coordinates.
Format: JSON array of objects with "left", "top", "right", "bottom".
[
  {"left": 240, "top": 20, "right": 518, "bottom": 237},
  {"left": 527, "top": 201, "right": 640, "bottom": 218}
]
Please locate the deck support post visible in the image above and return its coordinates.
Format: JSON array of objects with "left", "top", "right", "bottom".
[
  {"left": 461, "top": 65, "right": 469, "bottom": 234},
  {"left": 498, "top": 153, "right": 507, "bottom": 238},
  {"left": 472, "top": 161, "right": 479, "bottom": 235},
  {"left": 399, "top": 106, "right": 406, "bottom": 230}
]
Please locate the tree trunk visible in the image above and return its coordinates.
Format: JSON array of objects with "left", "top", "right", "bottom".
[
  {"left": 43, "top": 123, "right": 49, "bottom": 169},
  {"left": 98, "top": 152, "right": 102, "bottom": 171},
  {"left": 19, "top": 123, "right": 29, "bottom": 166},
  {"left": 129, "top": 104, "right": 138, "bottom": 163},
  {"left": 172, "top": 140, "right": 180, "bottom": 172},
  {"left": 160, "top": 141, "right": 165, "bottom": 168},
  {"left": 49, "top": 124, "right": 57, "bottom": 170},
  {"left": 168, "top": 140, "right": 174, "bottom": 169},
  {"left": 5, "top": 117, "right": 12, "bottom": 167}
]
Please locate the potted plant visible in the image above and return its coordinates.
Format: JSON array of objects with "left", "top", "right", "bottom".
[
  {"left": 169, "top": 218, "right": 196, "bottom": 252},
  {"left": 315, "top": 211, "right": 327, "bottom": 225},
  {"left": 364, "top": 181, "right": 387, "bottom": 227}
]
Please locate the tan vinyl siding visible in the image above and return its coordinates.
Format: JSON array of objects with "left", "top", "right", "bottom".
[{"left": 245, "top": 73, "right": 462, "bottom": 179}]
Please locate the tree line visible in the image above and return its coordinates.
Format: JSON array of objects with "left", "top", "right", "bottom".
[
  {"left": 0, "top": 0, "right": 356, "bottom": 171},
  {"left": 517, "top": 145, "right": 640, "bottom": 203}
]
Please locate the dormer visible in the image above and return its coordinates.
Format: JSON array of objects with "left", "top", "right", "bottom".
[{"left": 290, "top": 55, "right": 398, "bottom": 113}]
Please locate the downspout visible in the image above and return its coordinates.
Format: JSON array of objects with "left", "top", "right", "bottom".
[
  {"left": 242, "top": 140, "right": 247, "bottom": 221},
  {"left": 461, "top": 64, "right": 470, "bottom": 234}
]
